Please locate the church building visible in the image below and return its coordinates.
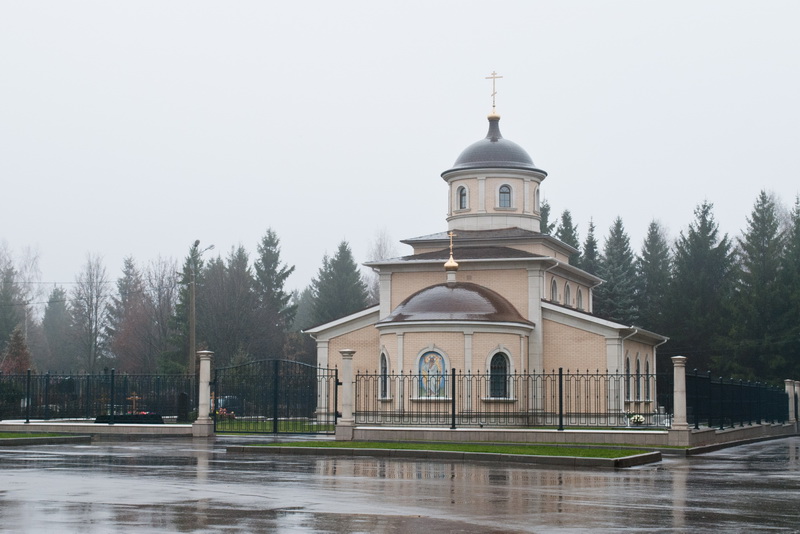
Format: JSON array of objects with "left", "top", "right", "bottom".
[{"left": 307, "top": 101, "right": 667, "bottom": 417}]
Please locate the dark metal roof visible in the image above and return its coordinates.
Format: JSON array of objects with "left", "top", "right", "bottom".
[
  {"left": 441, "top": 115, "right": 546, "bottom": 176},
  {"left": 378, "top": 282, "right": 533, "bottom": 326},
  {"left": 403, "top": 228, "right": 543, "bottom": 244},
  {"left": 396, "top": 246, "right": 541, "bottom": 262}
]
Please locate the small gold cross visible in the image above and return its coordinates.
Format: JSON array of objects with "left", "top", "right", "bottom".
[{"left": 485, "top": 71, "right": 503, "bottom": 113}]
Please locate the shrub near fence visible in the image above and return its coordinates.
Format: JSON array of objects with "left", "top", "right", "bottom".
[
  {"left": 355, "top": 369, "right": 667, "bottom": 429},
  {"left": 0, "top": 370, "right": 196, "bottom": 423}
]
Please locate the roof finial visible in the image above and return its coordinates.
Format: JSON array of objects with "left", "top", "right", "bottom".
[
  {"left": 485, "top": 70, "right": 503, "bottom": 116},
  {"left": 444, "top": 231, "right": 459, "bottom": 282}
]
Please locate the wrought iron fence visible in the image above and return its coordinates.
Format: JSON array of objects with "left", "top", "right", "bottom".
[
  {"left": 0, "top": 370, "right": 196, "bottom": 423},
  {"left": 213, "top": 359, "right": 338, "bottom": 434},
  {"left": 685, "top": 370, "right": 788, "bottom": 429},
  {"left": 355, "top": 368, "right": 669, "bottom": 429}
]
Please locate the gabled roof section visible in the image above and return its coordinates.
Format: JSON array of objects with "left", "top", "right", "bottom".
[
  {"left": 303, "top": 305, "right": 379, "bottom": 340},
  {"left": 541, "top": 301, "right": 668, "bottom": 344}
]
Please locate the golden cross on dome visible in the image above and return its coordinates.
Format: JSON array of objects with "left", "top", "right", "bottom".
[
  {"left": 485, "top": 71, "right": 503, "bottom": 114},
  {"left": 448, "top": 231, "right": 457, "bottom": 256}
]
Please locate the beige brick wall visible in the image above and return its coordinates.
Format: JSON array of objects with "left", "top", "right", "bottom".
[
  {"left": 403, "top": 331, "right": 464, "bottom": 372},
  {"left": 542, "top": 319, "right": 606, "bottom": 371},
  {"left": 472, "top": 333, "right": 526, "bottom": 372},
  {"left": 624, "top": 340, "right": 654, "bottom": 372},
  {"left": 328, "top": 325, "right": 380, "bottom": 372}
]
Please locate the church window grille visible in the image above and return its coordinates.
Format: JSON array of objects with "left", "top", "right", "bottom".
[
  {"left": 550, "top": 279, "right": 558, "bottom": 302},
  {"left": 635, "top": 357, "right": 641, "bottom": 401},
  {"left": 499, "top": 185, "right": 512, "bottom": 208},
  {"left": 490, "top": 352, "right": 509, "bottom": 398},
  {"left": 380, "top": 353, "right": 389, "bottom": 399},
  {"left": 576, "top": 288, "right": 584, "bottom": 310},
  {"left": 564, "top": 283, "right": 571, "bottom": 307},
  {"left": 457, "top": 186, "right": 468, "bottom": 210},
  {"left": 625, "top": 356, "right": 631, "bottom": 401}
]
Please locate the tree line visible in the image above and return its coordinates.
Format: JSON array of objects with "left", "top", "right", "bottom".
[
  {"left": 0, "top": 230, "right": 369, "bottom": 374},
  {"left": 3, "top": 191, "right": 799, "bottom": 382},
  {"left": 541, "top": 191, "right": 800, "bottom": 381}
]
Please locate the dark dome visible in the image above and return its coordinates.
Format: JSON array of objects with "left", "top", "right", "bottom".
[
  {"left": 378, "top": 282, "right": 533, "bottom": 326},
  {"left": 442, "top": 115, "right": 545, "bottom": 176}
]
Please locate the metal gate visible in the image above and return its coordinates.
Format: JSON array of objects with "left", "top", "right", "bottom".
[{"left": 213, "top": 359, "right": 338, "bottom": 434}]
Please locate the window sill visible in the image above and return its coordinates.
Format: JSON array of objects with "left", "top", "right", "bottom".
[
  {"left": 494, "top": 207, "right": 517, "bottom": 212},
  {"left": 481, "top": 397, "right": 517, "bottom": 403},
  {"left": 378, "top": 397, "right": 393, "bottom": 403}
]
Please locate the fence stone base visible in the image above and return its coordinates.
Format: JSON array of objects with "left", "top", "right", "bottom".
[{"left": 342, "top": 422, "right": 799, "bottom": 450}]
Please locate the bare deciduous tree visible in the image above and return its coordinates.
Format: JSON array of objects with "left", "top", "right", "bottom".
[{"left": 71, "top": 254, "right": 111, "bottom": 372}]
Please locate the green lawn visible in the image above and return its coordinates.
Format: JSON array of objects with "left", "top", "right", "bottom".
[
  {"left": 0, "top": 432, "right": 69, "bottom": 439},
  {"left": 258, "top": 441, "right": 647, "bottom": 458}
]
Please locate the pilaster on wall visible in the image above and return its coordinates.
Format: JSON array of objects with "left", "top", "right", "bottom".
[
  {"left": 316, "top": 341, "right": 329, "bottom": 369},
  {"left": 379, "top": 272, "right": 392, "bottom": 319},
  {"left": 606, "top": 338, "right": 622, "bottom": 373},
  {"left": 527, "top": 268, "right": 543, "bottom": 371}
]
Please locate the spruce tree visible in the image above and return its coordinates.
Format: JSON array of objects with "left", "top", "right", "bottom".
[
  {"left": 580, "top": 219, "right": 600, "bottom": 276},
  {"left": 107, "top": 257, "right": 153, "bottom": 372},
  {"left": 594, "top": 217, "right": 638, "bottom": 325},
  {"left": 254, "top": 229, "right": 296, "bottom": 358},
  {"left": 311, "top": 241, "right": 368, "bottom": 325},
  {"left": 664, "top": 201, "right": 736, "bottom": 372},
  {"left": 636, "top": 221, "right": 672, "bottom": 333},
  {"left": 0, "top": 328, "right": 32, "bottom": 374},
  {"left": 539, "top": 200, "right": 555, "bottom": 235},
  {"left": 41, "top": 286, "right": 74, "bottom": 371},
  {"left": 0, "top": 265, "right": 23, "bottom": 354},
  {"left": 781, "top": 196, "right": 800, "bottom": 377},
  {"left": 555, "top": 210, "right": 581, "bottom": 265},
  {"left": 732, "top": 191, "right": 786, "bottom": 378}
]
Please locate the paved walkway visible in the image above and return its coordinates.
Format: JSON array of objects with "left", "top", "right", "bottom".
[{"left": 0, "top": 435, "right": 798, "bottom": 532}]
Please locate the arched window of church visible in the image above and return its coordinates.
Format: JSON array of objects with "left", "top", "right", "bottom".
[
  {"left": 645, "top": 359, "right": 651, "bottom": 401},
  {"left": 534, "top": 186, "right": 540, "bottom": 212},
  {"left": 457, "top": 186, "right": 468, "bottom": 210},
  {"left": 490, "top": 352, "right": 509, "bottom": 398},
  {"left": 576, "top": 288, "right": 584, "bottom": 310},
  {"left": 564, "top": 283, "right": 571, "bottom": 307},
  {"left": 380, "top": 353, "right": 389, "bottom": 399},
  {"left": 635, "top": 357, "right": 641, "bottom": 401},
  {"left": 499, "top": 185, "right": 512, "bottom": 208},
  {"left": 550, "top": 279, "right": 558, "bottom": 302},
  {"left": 625, "top": 356, "right": 631, "bottom": 401},
  {"left": 418, "top": 351, "right": 446, "bottom": 398}
]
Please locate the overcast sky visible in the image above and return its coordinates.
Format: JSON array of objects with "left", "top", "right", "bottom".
[{"left": 2, "top": 1, "right": 800, "bottom": 308}]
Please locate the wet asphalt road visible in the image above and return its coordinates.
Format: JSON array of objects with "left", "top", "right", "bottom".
[{"left": 0, "top": 435, "right": 799, "bottom": 533}]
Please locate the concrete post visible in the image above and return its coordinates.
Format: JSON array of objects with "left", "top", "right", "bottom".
[
  {"left": 786, "top": 379, "right": 797, "bottom": 423},
  {"left": 671, "top": 356, "right": 689, "bottom": 430},
  {"left": 336, "top": 349, "right": 355, "bottom": 441},
  {"left": 192, "top": 350, "right": 214, "bottom": 437}
]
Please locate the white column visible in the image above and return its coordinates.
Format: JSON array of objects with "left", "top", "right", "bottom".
[
  {"left": 785, "top": 380, "right": 796, "bottom": 422},
  {"left": 336, "top": 349, "right": 356, "bottom": 440},
  {"left": 671, "top": 356, "right": 689, "bottom": 430},
  {"left": 192, "top": 350, "right": 214, "bottom": 437}
]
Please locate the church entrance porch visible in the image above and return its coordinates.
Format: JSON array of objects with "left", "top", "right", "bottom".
[{"left": 213, "top": 359, "right": 338, "bottom": 434}]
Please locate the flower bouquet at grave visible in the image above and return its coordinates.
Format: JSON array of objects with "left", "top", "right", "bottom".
[
  {"left": 215, "top": 408, "right": 236, "bottom": 420},
  {"left": 627, "top": 413, "right": 645, "bottom": 425}
]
